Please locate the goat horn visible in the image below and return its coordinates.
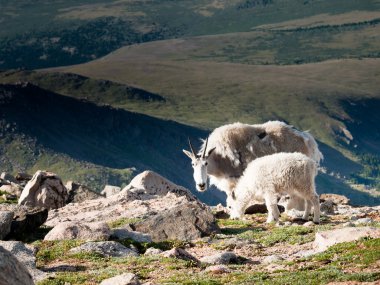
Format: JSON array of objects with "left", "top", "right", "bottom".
[
  {"left": 202, "top": 137, "right": 209, "bottom": 158},
  {"left": 188, "top": 137, "right": 197, "bottom": 157}
]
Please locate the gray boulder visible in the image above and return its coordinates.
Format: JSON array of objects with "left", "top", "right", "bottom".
[
  {"left": 0, "top": 211, "right": 13, "bottom": 240},
  {"left": 5, "top": 207, "right": 48, "bottom": 240},
  {"left": 0, "top": 241, "right": 46, "bottom": 282},
  {"left": 18, "top": 170, "right": 68, "bottom": 210},
  {"left": 66, "top": 181, "right": 102, "bottom": 204},
  {"left": 44, "top": 221, "right": 111, "bottom": 241},
  {"left": 0, "top": 245, "right": 34, "bottom": 285},
  {"left": 69, "top": 241, "right": 138, "bottom": 257},
  {"left": 134, "top": 202, "right": 219, "bottom": 242},
  {"left": 100, "top": 273, "right": 140, "bottom": 285}
]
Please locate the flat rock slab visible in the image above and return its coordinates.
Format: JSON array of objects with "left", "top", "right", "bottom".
[
  {"left": 44, "top": 221, "right": 111, "bottom": 241},
  {"left": 314, "top": 227, "right": 380, "bottom": 252},
  {"left": 69, "top": 241, "right": 138, "bottom": 257}
]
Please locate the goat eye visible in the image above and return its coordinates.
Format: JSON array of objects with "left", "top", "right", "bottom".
[{"left": 205, "top": 162, "right": 208, "bottom": 166}]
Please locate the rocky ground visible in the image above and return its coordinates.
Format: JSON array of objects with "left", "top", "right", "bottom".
[{"left": 0, "top": 170, "right": 379, "bottom": 285}]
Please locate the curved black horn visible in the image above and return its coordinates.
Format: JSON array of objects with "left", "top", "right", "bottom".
[
  {"left": 188, "top": 137, "right": 197, "bottom": 157},
  {"left": 202, "top": 137, "right": 209, "bottom": 158}
]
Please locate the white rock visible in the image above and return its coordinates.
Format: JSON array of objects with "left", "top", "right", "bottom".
[
  {"left": 314, "top": 227, "right": 380, "bottom": 252},
  {"left": 353, "top": 218, "right": 373, "bottom": 225},
  {"left": 100, "top": 273, "right": 140, "bottom": 285}
]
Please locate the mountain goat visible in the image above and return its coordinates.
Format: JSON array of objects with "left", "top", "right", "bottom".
[
  {"left": 183, "top": 121, "right": 322, "bottom": 209},
  {"left": 229, "top": 152, "right": 320, "bottom": 223}
]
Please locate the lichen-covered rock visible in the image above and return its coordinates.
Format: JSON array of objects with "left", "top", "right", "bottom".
[
  {"left": 0, "top": 246, "right": 34, "bottom": 285},
  {"left": 0, "top": 241, "right": 46, "bottom": 282},
  {"left": 69, "top": 241, "right": 138, "bottom": 257},
  {"left": 134, "top": 202, "right": 219, "bottom": 242},
  {"left": 66, "top": 181, "right": 102, "bottom": 204},
  {"left": 0, "top": 211, "right": 13, "bottom": 240},
  {"left": 18, "top": 170, "right": 68, "bottom": 210},
  {"left": 0, "top": 182, "right": 23, "bottom": 197},
  {"left": 44, "top": 221, "right": 111, "bottom": 241}
]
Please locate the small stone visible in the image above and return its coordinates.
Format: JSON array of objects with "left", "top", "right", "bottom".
[
  {"left": 353, "top": 218, "right": 373, "bottom": 225},
  {"left": 303, "top": 221, "right": 316, "bottom": 227},
  {"left": 262, "top": 255, "right": 284, "bottom": 264},
  {"left": 320, "top": 194, "right": 350, "bottom": 205},
  {"left": 204, "top": 265, "right": 231, "bottom": 274},
  {"left": 144, "top": 247, "right": 163, "bottom": 255},
  {"left": 100, "top": 272, "right": 140, "bottom": 285},
  {"left": 200, "top": 251, "right": 238, "bottom": 265},
  {"left": 161, "top": 248, "right": 199, "bottom": 263},
  {"left": 320, "top": 200, "right": 335, "bottom": 215}
]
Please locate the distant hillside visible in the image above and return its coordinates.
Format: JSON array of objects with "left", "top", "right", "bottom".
[
  {"left": 1, "top": 0, "right": 379, "bottom": 69},
  {"left": 0, "top": 82, "right": 229, "bottom": 204}
]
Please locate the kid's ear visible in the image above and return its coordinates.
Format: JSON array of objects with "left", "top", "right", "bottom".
[
  {"left": 183, "top": 149, "right": 194, "bottom": 159},
  {"left": 207, "top": 147, "right": 216, "bottom": 157}
]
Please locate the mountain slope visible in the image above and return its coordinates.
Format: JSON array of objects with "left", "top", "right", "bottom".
[{"left": 0, "top": 82, "right": 228, "bottom": 204}]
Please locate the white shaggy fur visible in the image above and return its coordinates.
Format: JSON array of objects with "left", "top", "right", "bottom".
[
  {"left": 184, "top": 121, "right": 323, "bottom": 209},
  {"left": 229, "top": 152, "right": 320, "bottom": 223}
]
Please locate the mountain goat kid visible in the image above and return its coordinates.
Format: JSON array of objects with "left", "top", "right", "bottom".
[{"left": 229, "top": 152, "right": 320, "bottom": 224}]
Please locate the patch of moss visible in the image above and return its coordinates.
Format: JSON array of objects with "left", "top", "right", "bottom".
[
  {"left": 34, "top": 240, "right": 84, "bottom": 266},
  {"left": 107, "top": 218, "right": 143, "bottom": 229}
]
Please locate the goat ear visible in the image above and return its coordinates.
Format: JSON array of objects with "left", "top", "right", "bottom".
[
  {"left": 183, "top": 149, "right": 194, "bottom": 159},
  {"left": 207, "top": 147, "right": 216, "bottom": 157}
]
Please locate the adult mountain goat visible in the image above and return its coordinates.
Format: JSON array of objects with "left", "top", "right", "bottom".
[
  {"left": 229, "top": 152, "right": 320, "bottom": 224},
  {"left": 183, "top": 121, "right": 322, "bottom": 208}
]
